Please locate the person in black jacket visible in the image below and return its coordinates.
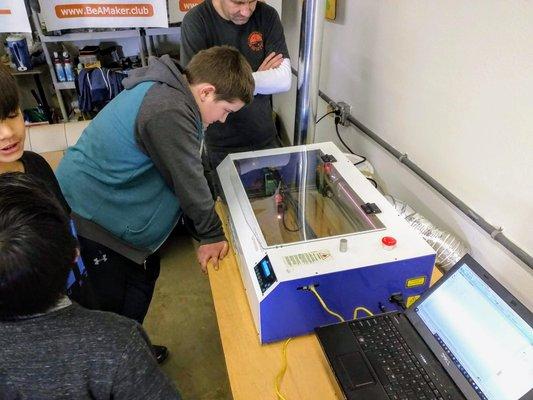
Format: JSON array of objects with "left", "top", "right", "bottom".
[
  {"left": 0, "top": 172, "right": 181, "bottom": 400},
  {"left": 0, "top": 65, "right": 95, "bottom": 309}
]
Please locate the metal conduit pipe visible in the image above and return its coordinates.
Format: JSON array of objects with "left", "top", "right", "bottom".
[
  {"left": 293, "top": 0, "right": 325, "bottom": 145},
  {"left": 316, "top": 91, "right": 532, "bottom": 270}
]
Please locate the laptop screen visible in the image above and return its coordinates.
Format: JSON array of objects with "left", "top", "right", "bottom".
[{"left": 414, "top": 263, "right": 533, "bottom": 400}]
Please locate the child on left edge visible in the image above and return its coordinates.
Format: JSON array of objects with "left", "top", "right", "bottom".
[
  {"left": 0, "top": 65, "right": 70, "bottom": 212},
  {"left": 0, "top": 65, "right": 92, "bottom": 305}
]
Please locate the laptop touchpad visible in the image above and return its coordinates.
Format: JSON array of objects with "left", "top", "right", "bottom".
[{"left": 337, "top": 352, "right": 375, "bottom": 391}]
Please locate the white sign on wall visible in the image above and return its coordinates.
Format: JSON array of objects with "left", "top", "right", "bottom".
[
  {"left": 38, "top": 0, "right": 169, "bottom": 30},
  {"left": 169, "top": 0, "right": 282, "bottom": 24},
  {"left": 0, "top": 0, "right": 32, "bottom": 32}
]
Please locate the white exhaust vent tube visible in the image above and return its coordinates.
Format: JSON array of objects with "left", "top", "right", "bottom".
[{"left": 385, "top": 196, "right": 469, "bottom": 271}]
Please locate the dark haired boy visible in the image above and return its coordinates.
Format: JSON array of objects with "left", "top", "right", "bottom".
[
  {"left": 0, "top": 65, "right": 69, "bottom": 213},
  {"left": 56, "top": 46, "right": 254, "bottom": 361},
  {"left": 0, "top": 172, "right": 180, "bottom": 399},
  {"left": 0, "top": 66, "right": 94, "bottom": 303}
]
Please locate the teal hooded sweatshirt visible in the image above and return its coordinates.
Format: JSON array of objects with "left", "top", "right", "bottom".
[{"left": 57, "top": 56, "right": 225, "bottom": 263}]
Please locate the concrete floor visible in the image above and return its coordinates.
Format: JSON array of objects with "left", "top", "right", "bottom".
[{"left": 143, "top": 230, "right": 232, "bottom": 400}]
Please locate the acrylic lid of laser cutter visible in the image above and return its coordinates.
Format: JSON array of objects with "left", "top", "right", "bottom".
[{"left": 228, "top": 145, "right": 385, "bottom": 249}]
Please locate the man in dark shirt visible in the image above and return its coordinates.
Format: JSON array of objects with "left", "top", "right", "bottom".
[
  {"left": 181, "top": 0, "right": 291, "bottom": 191},
  {"left": 0, "top": 173, "right": 181, "bottom": 399}
]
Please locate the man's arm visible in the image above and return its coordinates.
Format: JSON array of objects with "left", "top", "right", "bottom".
[
  {"left": 253, "top": 58, "right": 292, "bottom": 95},
  {"left": 253, "top": 6, "right": 292, "bottom": 95}
]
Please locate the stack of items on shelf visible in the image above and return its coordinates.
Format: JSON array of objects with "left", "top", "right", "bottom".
[
  {"left": 49, "top": 43, "right": 137, "bottom": 116},
  {"left": 74, "top": 44, "right": 133, "bottom": 115},
  {"left": 78, "top": 45, "right": 135, "bottom": 70},
  {"left": 2, "top": 35, "right": 52, "bottom": 124},
  {"left": 78, "top": 46, "right": 100, "bottom": 69}
]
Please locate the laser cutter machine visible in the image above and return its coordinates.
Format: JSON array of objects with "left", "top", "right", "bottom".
[{"left": 217, "top": 142, "right": 436, "bottom": 343}]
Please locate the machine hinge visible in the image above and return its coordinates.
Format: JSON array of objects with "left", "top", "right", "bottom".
[{"left": 361, "top": 202, "right": 381, "bottom": 214}]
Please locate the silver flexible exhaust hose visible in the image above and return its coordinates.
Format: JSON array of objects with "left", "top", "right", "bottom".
[{"left": 385, "top": 196, "right": 469, "bottom": 271}]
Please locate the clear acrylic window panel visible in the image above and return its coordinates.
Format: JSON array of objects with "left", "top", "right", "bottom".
[{"left": 233, "top": 149, "right": 384, "bottom": 247}]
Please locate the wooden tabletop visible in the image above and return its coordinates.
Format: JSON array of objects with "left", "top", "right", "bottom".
[
  {"left": 208, "top": 203, "right": 442, "bottom": 400},
  {"left": 208, "top": 242, "right": 339, "bottom": 400}
]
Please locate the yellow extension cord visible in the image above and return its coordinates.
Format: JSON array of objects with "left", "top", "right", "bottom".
[
  {"left": 308, "top": 285, "right": 345, "bottom": 323},
  {"left": 275, "top": 337, "right": 293, "bottom": 400},
  {"left": 353, "top": 306, "right": 374, "bottom": 319},
  {"left": 273, "top": 286, "right": 375, "bottom": 399}
]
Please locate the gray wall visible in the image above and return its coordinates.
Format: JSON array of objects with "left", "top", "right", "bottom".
[{"left": 273, "top": 1, "right": 533, "bottom": 307}]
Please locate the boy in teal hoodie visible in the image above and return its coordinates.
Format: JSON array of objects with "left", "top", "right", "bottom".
[{"left": 57, "top": 46, "right": 254, "bottom": 362}]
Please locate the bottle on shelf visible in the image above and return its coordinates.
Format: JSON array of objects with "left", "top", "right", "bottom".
[
  {"left": 53, "top": 51, "right": 66, "bottom": 82},
  {"left": 63, "top": 51, "right": 76, "bottom": 82}
]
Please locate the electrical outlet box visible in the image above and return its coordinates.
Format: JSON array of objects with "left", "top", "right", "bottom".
[
  {"left": 325, "top": 102, "right": 351, "bottom": 127},
  {"left": 337, "top": 101, "right": 351, "bottom": 127}
]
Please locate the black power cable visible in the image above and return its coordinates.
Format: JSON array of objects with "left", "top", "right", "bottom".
[
  {"left": 334, "top": 116, "right": 367, "bottom": 166},
  {"left": 282, "top": 209, "right": 300, "bottom": 232},
  {"left": 367, "top": 178, "right": 378, "bottom": 188},
  {"left": 315, "top": 110, "right": 337, "bottom": 124},
  {"left": 389, "top": 293, "right": 407, "bottom": 310}
]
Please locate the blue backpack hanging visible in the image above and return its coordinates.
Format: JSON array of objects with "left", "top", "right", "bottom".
[{"left": 77, "top": 67, "right": 126, "bottom": 113}]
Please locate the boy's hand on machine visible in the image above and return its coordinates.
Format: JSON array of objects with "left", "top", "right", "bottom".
[
  {"left": 258, "top": 52, "right": 283, "bottom": 71},
  {"left": 197, "top": 241, "right": 229, "bottom": 274}
]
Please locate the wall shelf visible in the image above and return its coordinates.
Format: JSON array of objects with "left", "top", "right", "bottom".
[
  {"left": 31, "top": 8, "right": 150, "bottom": 121},
  {"left": 56, "top": 81, "right": 76, "bottom": 90},
  {"left": 145, "top": 27, "right": 180, "bottom": 37},
  {"left": 30, "top": 6, "right": 179, "bottom": 121},
  {"left": 41, "top": 29, "right": 141, "bottom": 43}
]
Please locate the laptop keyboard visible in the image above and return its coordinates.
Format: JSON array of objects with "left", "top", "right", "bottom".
[{"left": 350, "top": 314, "right": 446, "bottom": 400}]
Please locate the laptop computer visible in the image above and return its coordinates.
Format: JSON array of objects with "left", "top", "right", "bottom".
[{"left": 315, "top": 254, "right": 533, "bottom": 400}]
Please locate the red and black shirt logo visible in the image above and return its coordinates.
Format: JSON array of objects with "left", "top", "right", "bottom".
[{"left": 248, "top": 31, "right": 264, "bottom": 52}]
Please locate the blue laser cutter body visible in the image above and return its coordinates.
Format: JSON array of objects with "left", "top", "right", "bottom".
[{"left": 217, "top": 142, "right": 436, "bottom": 343}]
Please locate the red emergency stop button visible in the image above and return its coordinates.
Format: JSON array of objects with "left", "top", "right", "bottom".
[{"left": 382, "top": 236, "right": 397, "bottom": 250}]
